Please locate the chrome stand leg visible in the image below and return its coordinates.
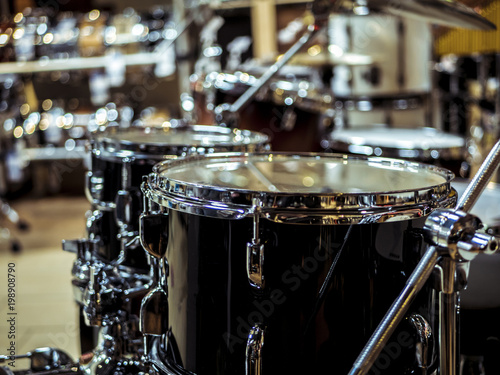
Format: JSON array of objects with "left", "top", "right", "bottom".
[
  {"left": 437, "top": 257, "right": 459, "bottom": 375},
  {"left": 440, "top": 291, "right": 458, "bottom": 375}
]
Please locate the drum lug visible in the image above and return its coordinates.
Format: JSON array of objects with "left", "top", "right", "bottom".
[
  {"left": 85, "top": 170, "right": 104, "bottom": 204},
  {"left": 139, "top": 212, "right": 169, "bottom": 259},
  {"left": 408, "top": 313, "right": 434, "bottom": 371},
  {"left": 247, "top": 242, "right": 265, "bottom": 289},
  {"left": 83, "top": 263, "right": 105, "bottom": 326},
  {"left": 246, "top": 324, "right": 265, "bottom": 375},
  {"left": 115, "top": 189, "right": 133, "bottom": 229},
  {"left": 62, "top": 238, "right": 99, "bottom": 260},
  {"left": 140, "top": 285, "right": 168, "bottom": 336},
  {"left": 247, "top": 200, "right": 265, "bottom": 289}
]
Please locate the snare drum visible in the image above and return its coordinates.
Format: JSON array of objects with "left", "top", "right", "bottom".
[
  {"left": 87, "top": 124, "right": 269, "bottom": 268},
  {"left": 141, "top": 152, "right": 456, "bottom": 374},
  {"left": 323, "top": 126, "right": 471, "bottom": 178}
]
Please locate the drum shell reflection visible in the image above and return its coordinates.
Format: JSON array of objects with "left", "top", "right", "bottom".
[{"left": 161, "top": 212, "right": 432, "bottom": 374}]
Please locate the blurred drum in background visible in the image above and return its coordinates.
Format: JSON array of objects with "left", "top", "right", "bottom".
[
  {"left": 85, "top": 121, "right": 270, "bottom": 268},
  {"left": 325, "top": 13, "right": 433, "bottom": 128},
  {"left": 203, "top": 65, "right": 331, "bottom": 152},
  {"left": 323, "top": 126, "right": 472, "bottom": 178},
  {"left": 64, "top": 117, "right": 269, "bottom": 363}
]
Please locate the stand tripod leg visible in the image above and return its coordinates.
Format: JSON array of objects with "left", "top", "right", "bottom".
[{"left": 437, "top": 257, "right": 459, "bottom": 375}]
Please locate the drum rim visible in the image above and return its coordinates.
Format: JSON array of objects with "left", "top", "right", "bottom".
[
  {"left": 91, "top": 124, "right": 270, "bottom": 160},
  {"left": 144, "top": 151, "right": 457, "bottom": 224},
  {"left": 326, "top": 127, "right": 467, "bottom": 160}
]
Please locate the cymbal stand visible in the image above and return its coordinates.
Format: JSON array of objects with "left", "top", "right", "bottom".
[
  {"left": 214, "top": 22, "right": 323, "bottom": 127},
  {"left": 348, "top": 140, "right": 500, "bottom": 375}
]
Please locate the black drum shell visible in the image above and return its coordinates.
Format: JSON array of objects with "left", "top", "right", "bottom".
[
  {"left": 162, "top": 211, "right": 435, "bottom": 375},
  {"left": 89, "top": 208, "right": 149, "bottom": 270},
  {"left": 89, "top": 153, "right": 158, "bottom": 206}
]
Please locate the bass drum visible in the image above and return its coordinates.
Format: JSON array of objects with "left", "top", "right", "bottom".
[
  {"left": 323, "top": 126, "right": 471, "bottom": 178},
  {"left": 141, "top": 152, "right": 456, "bottom": 375}
]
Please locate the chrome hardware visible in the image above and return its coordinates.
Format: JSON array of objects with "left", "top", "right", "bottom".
[
  {"left": 121, "top": 157, "right": 132, "bottom": 190},
  {"left": 85, "top": 171, "right": 104, "bottom": 204},
  {"left": 246, "top": 325, "right": 265, "bottom": 375},
  {"left": 349, "top": 139, "right": 500, "bottom": 375},
  {"left": 409, "top": 313, "right": 433, "bottom": 372},
  {"left": 62, "top": 238, "right": 99, "bottom": 260},
  {"left": 247, "top": 200, "right": 264, "bottom": 289},
  {"left": 79, "top": 325, "right": 149, "bottom": 375},
  {"left": 115, "top": 189, "right": 134, "bottom": 229},
  {"left": 139, "top": 212, "right": 169, "bottom": 259},
  {"left": 145, "top": 153, "right": 456, "bottom": 224},
  {"left": 140, "top": 285, "right": 168, "bottom": 336},
  {"left": 247, "top": 242, "right": 265, "bottom": 289},
  {"left": 424, "top": 209, "right": 498, "bottom": 262},
  {"left": 83, "top": 263, "right": 105, "bottom": 327},
  {"left": 0, "top": 348, "right": 76, "bottom": 373}
]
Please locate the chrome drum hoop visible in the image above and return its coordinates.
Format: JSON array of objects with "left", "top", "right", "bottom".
[
  {"left": 144, "top": 152, "right": 457, "bottom": 224},
  {"left": 91, "top": 124, "right": 270, "bottom": 162},
  {"left": 325, "top": 127, "right": 469, "bottom": 161}
]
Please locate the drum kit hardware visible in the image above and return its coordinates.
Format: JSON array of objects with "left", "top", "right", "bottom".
[{"left": 2, "top": 0, "right": 500, "bottom": 375}]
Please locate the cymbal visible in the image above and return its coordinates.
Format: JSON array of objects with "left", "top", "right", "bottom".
[
  {"left": 290, "top": 51, "right": 378, "bottom": 66},
  {"left": 312, "top": 0, "right": 496, "bottom": 31},
  {"left": 369, "top": 0, "right": 496, "bottom": 30}
]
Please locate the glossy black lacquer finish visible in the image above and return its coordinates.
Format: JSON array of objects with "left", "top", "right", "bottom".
[
  {"left": 89, "top": 155, "right": 152, "bottom": 268},
  {"left": 161, "top": 212, "right": 435, "bottom": 375}
]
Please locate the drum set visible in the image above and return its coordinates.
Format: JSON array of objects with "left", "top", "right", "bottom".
[{"left": 1, "top": 0, "right": 500, "bottom": 375}]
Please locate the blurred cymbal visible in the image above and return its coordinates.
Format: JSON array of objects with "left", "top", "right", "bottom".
[
  {"left": 290, "top": 51, "right": 379, "bottom": 66},
  {"left": 312, "top": 0, "right": 496, "bottom": 30},
  {"left": 369, "top": 0, "right": 496, "bottom": 30}
]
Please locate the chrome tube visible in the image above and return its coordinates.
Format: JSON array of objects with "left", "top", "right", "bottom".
[
  {"left": 227, "top": 24, "right": 322, "bottom": 115},
  {"left": 456, "top": 140, "right": 500, "bottom": 212},
  {"left": 439, "top": 292, "right": 458, "bottom": 375}
]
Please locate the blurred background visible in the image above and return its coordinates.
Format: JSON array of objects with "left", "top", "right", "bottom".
[{"left": 0, "top": 0, "right": 499, "bottom": 371}]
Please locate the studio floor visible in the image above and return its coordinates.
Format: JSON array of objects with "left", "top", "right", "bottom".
[{"left": 0, "top": 193, "right": 89, "bottom": 365}]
